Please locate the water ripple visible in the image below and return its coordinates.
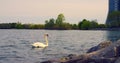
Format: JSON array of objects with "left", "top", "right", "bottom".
[{"left": 0, "top": 30, "right": 119, "bottom": 63}]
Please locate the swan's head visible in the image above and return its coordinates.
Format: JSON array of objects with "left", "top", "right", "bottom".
[{"left": 44, "top": 33, "right": 49, "bottom": 37}]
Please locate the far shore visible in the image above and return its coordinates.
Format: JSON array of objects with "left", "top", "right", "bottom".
[{"left": 0, "top": 28, "right": 120, "bottom": 31}]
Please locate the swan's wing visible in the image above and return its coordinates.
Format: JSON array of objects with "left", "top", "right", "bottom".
[
  {"left": 32, "top": 42, "right": 46, "bottom": 47},
  {"left": 32, "top": 42, "right": 44, "bottom": 45}
]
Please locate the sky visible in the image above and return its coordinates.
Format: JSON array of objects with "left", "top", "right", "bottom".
[{"left": 0, "top": 0, "right": 108, "bottom": 24}]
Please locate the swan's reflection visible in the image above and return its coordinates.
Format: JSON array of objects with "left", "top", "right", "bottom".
[{"left": 31, "top": 47, "right": 47, "bottom": 53}]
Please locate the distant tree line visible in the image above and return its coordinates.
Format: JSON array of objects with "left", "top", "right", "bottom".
[
  {"left": 78, "top": 19, "right": 107, "bottom": 30},
  {"left": 44, "top": 14, "right": 78, "bottom": 30},
  {"left": 0, "top": 22, "right": 44, "bottom": 29},
  {"left": 44, "top": 13, "right": 107, "bottom": 30},
  {"left": 0, "top": 13, "right": 119, "bottom": 30}
]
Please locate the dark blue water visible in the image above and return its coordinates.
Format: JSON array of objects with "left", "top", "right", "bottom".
[
  {"left": 0, "top": 29, "right": 120, "bottom": 63},
  {"left": 106, "top": 31, "right": 120, "bottom": 42}
]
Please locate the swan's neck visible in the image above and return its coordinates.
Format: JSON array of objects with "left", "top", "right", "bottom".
[{"left": 45, "top": 36, "right": 48, "bottom": 46}]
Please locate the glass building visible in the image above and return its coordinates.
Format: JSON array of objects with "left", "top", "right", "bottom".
[
  {"left": 109, "top": 0, "right": 120, "bottom": 12},
  {"left": 106, "top": 0, "right": 120, "bottom": 25}
]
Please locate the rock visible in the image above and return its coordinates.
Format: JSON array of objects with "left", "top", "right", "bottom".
[
  {"left": 41, "top": 61, "right": 52, "bottom": 63},
  {"left": 62, "top": 57, "right": 116, "bottom": 63},
  {"left": 67, "top": 54, "right": 77, "bottom": 59},
  {"left": 115, "top": 45, "right": 120, "bottom": 57},
  {"left": 94, "top": 40, "right": 120, "bottom": 58},
  {"left": 115, "top": 57, "right": 120, "bottom": 63},
  {"left": 41, "top": 40, "right": 120, "bottom": 63},
  {"left": 87, "top": 41, "right": 112, "bottom": 53},
  {"left": 87, "top": 45, "right": 99, "bottom": 53}
]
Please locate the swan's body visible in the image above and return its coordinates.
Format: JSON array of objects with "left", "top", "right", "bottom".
[
  {"left": 32, "top": 42, "right": 48, "bottom": 48},
  {"left": 32, "top": 34, "right": 48, "bottom": 48}
]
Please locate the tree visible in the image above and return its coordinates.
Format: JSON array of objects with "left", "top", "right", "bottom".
[
  {"left": 10, "top": 23, "right": 17, "bottom": 28},
  {"left": 55, "top": 13, "right": 65, "bottom": 29},
  {"left": 72, "top": 24, "right": 78, "bottom": 29},
  {"left": 98, "top": 24, "right": 107, "bottom": 28},
  {"left": 22, "top": 24, "right": 31, "bottom": 29},
  {"left": 62, "top": 22, "right": 72, "bottom": 30},
  {"left": 90, "top": 20, "right": 98, "bottom": 29},
  {"left": 56, "top": 13, "right": 65, "bottom": 24},
  {"left": 45, "top": 20, "right": 49, "bottom": 29},
  {"left": 15, "top": 22, "right": 23, "bottom": 29},
  {"left": 49, "top": 18, "right": 55, "bottom": 28},
  {"left": 78, "top": 19, "right": 91, "bottom": 30},
  {"left": 81, "top": 20, "right": 91, "bottom": 30},
  {"left": 45, "top": 18, "right": 55, "bottom": 29}
]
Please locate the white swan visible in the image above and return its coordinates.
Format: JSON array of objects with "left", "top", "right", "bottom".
[{"left": 32, "top": 34, "right": 49, "bottom": 48}]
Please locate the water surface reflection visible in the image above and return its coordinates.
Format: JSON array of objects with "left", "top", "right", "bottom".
[{"left": 106, "top": 30, "right": 120, "bottom": 42}]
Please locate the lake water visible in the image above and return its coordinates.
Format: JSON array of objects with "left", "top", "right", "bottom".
[{"left": 0, "top": 29, "right": 120, "bottom": 63}]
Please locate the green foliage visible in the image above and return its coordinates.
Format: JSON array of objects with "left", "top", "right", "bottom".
[
  {"left": 11, "top": 23, "right": 17, "bottom": 28},
  {"left": 89, "top": 20, "right": 98, "bottom": 28},
  {"left": 0, "top": 13, "right": 108, "bottom": 30},
  {"left": 98, "top": 24, "right": 107, "bottom": 28},
  {"left": 22, "top": 24, "right": 31, "bottom": 29},
  {"left": 15, "top": 22, "right": 23, "bottom": 29},
  {"left": 45, "top": 13, "right": 70, "bottom": 30},
  {"left": 62, "top": 23, "right": 72, "bottom": 30},
  {"left": 78, "top": 19, "right": 99, "bottom": 30},
  {"left": 56, "top": 13, "right": 65, "bottom": 25},
  {"left": 81, "top": 20, "right": 91, "bottom": 30},
  {"left": 72, "top": 24, "right": 78, "bottom": 30},
  {"left": 28, "top": 24, "right": 44, "bottom": 29},
  {"left": 45, "top": 18, "right": 55, "bottom": 29},
  {"left": 55, "top": 13, "right": 65, "bottom": 29},
  {"left": 0, "top": 22, "right": 44, "bottom": 29},
  {"left": 0, "top": 23, "right": 11, "bottom": 29}
]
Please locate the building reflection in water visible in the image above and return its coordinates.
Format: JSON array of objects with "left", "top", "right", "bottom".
[{"left": 106, "top": 30, "right": 120, "bottom": 42}]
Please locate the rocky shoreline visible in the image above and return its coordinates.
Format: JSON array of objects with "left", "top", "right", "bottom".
[{"left": 41, "top": 40, "right": 120, "bottom": 63}]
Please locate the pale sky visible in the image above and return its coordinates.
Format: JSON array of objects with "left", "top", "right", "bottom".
[{"left": 0, "top": 0, "right": 108, "bottom": 24}]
